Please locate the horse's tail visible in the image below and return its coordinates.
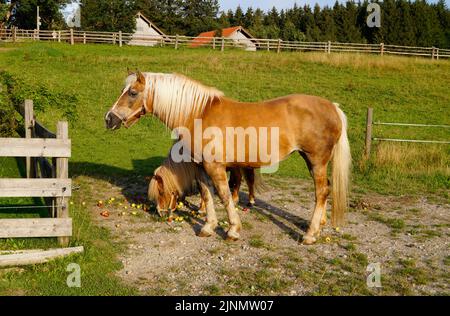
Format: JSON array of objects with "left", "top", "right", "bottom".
[{"left": 331, "top": 103, "right": 352, "bottom": 227}]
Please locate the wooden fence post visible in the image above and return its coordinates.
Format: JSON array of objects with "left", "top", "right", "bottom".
[
  {"left": 24, "top": 100, "right": 36, "bottom": 179},
  {"left": 380, "top": 43, "right": 384, "bottom": 56},
  {"left": 277, "top": 39, "right": 282, "bottom": 53},
  {"left": 119, "top": 31, "right": 123, "bottom": 47},
  {"left": 175, "top": 34, "right": 179, "bottom": 50},
  {"left": 221, "top": 37, "right": 225, "bottom": 52},
  {"left": 83, "top": 32, "right": 86, "bottom": 44},
  {"left": 431, "top": 46, "right": 436, "bottom": 60},
  {"left": 267, "top": 40, "right": 270, "bottom": 52},
  {"left": 56, "top": 121, "right": 70, "bottom": 246},
  {"left": 365, "top": 108, "right": 373, "bottom": 159},
  {"left": 58, "top": 31, "right": 61, "bottom": 43},
  {"left": 328, "top": 41, "right": 331, "bottom": 54},
  {"left": 70, "top": 29, "right": 74, "bottom": 45},
  {"left": 213, "top": 37, "right": 216, "bottom": 50},
  {"left": 12, "top": 27, "right": 17, "bottom": 43},
  {"left": 436, "top": 48, "right": 439, "bottom": 60}
]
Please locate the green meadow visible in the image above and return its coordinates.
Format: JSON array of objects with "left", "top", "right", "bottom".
[{"left": 0, "top": 42, "right": 448, "bottom": 295}]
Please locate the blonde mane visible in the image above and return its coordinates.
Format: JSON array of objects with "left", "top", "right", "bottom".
[
  {"left": 148, "top": 155, "right": 204, "bottom": 202},
  {"left": 143, "top": 73, "right": 224, "bottom": 129}
]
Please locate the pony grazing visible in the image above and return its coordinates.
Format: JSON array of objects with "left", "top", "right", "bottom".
[
  {"left": 148, "top": 149, "right": 258, "bottom": 217},
  {"left": 106, "top": 71, "right": 351, "bottom": 245}
]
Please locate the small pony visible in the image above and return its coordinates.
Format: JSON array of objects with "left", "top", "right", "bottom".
[{"left": 148, "top": 154, "right": 258, "bottom": 217}]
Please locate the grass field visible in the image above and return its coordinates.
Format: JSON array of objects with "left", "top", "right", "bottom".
[{"left": 0, "top": 42, "right": 448, "bottom": 295}]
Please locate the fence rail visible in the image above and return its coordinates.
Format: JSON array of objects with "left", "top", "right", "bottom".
[
  {"left": 1, "top": 28, "right": 449, "bottom": 59},
  {"left": 0, "top": 100, "right": 72, "bottom": 246},
  {"left": 364, "top": 108, "right": 450, "bottom": 159}
]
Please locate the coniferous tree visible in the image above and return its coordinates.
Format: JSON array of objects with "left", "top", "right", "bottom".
[
  {"left": 182, "top": 0, "right": 219, "bottom": 36},
  {"left": 248, "top": 8, "right": 265, "bottom": 38},
  {"left": 243, "top": 7, "right": 254, "bottom": 29},
  {"left": 233, "top": 5, "right": 244, "bottom": 26}
]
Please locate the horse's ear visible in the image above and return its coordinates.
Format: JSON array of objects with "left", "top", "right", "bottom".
[
  {"left": 136, "top": 70, "right": 145, "bottom": 84},
  {"left": 127, "top": 67, "right": 134, "bottom": 76}
]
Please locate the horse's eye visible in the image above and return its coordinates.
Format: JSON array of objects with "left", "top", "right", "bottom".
[{"left": 129, "top": 89, "right": 138, "bottom": 97}]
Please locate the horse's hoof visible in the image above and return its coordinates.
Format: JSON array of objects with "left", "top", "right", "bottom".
[
  {"left": 302, "top": 235, "right": 316, "bottom": 245},
  {"left": 226, "top": 230, "right": 241, "bottom": 241},
  {"left": 247, "top": 201, "right": 255, "bottom": 208}
]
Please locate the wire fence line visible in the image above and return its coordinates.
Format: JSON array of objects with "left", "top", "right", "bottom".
[{"left": 1, "top": 28, "right": 449, "bottom": 59}]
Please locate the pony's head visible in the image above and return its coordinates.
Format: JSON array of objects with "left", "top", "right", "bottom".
[
  {"left": 148, "top": 169, "right": 179, "bottom": 217},
  {"left": 105, "top": 71, "right": 152, "bottom": 130}
]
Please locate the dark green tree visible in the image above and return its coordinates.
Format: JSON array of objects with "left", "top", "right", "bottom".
[
  {"left": 8, "top": 0, "right": 69, "bottom": 29},
  {"left": 181, "top": 0, "right": 219, "bottom": 36}
]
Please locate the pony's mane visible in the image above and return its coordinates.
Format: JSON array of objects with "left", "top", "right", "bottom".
[
  {"left": 143, "top": 73, "right": 224, "bottom": 129},
  {"left": 148, "top": 155, "right": 203, "bottom": 202}
]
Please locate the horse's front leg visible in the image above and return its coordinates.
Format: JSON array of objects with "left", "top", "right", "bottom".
[
  {"left": 228, "top": 168, "right": 242, "bottom": 204},
  {"left": 204, "top": 163, "right": 242, "bottom": 241},
  {"left": 197, "top": 177, "right": 218, "bottom": 237}
]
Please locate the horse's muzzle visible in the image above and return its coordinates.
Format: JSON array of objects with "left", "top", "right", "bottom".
[{"left": 105, "top": 111, "right": 123, "bottom": 130}]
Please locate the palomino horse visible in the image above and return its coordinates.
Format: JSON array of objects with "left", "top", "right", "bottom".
[
  {"left": 105, "top": 72, "right": 351, "bottom": 244},
  {"left": 148, "top": 151, "right": 258, "bottom": 217}
]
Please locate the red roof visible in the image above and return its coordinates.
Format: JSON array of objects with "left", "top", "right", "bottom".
[{"left": 191, "top": 26, "right": 251, "bottom": 47}]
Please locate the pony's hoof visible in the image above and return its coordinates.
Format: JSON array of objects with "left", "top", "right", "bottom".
[
  {"left": 247, "top": 201, "right": 255, "bottom": 208},
  {"left": 302, "top": 235, "right": 317, "bottom": 245},
  {"left": 226, "top": 230, "right": 241, "bottom": 241},
  {"left": 199, "top": 226, "right": 214, "bottom": 238}
]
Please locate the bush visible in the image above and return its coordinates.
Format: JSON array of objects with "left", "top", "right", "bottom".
[
  {"left": 0, "top": 83, "right": 17, "bottom": 137},
  {"left": 0, "top": 70, "right": 78, "bottom": 123}
]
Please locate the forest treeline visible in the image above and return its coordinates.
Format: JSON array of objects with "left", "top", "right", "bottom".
[{"left": 1, "top": 0, "right": 449, "bottom": 48}]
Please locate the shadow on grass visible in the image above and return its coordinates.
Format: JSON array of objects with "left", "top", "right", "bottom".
[{"left": 70, "top": 156, "right": 165, "bottom": 204}]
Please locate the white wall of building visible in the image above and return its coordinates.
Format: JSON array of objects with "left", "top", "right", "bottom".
[
  {"left": 129, "top": 17, "right": 164, "bottom": 47},
  {"left": 228, "top": 30, "right": 256, "bottom": 51}
]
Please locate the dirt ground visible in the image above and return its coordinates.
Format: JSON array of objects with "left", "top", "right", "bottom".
[{"left": 79, "top": 175, "right": 449, "bottom": 296}]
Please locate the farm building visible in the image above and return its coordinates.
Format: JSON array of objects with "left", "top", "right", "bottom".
[
  {"left": 129, "top": 12, "right": 167, "bottom": 46},
  {"left": 191, "top": 26, "right": 257, "bottom": 51}
]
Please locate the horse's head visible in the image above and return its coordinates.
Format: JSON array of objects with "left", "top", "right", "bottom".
[
  {"left": 148, "top": 173, "right": 179, "bottom": 217},
  {"left": 105, "top": 71, "right": 152, "bottom": 130}
]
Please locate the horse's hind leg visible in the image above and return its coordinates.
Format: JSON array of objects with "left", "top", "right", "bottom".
[
  {"left": 303, "top": 161, "right": 330, "bottom": 245},
  {"left": 204, "top": 162, "right": 242, "bottom": 241},
  {"left": 300, "top": 152, "right": 328, "bottom": 227}
]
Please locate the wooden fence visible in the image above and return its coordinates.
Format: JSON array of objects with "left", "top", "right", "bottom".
[
  {"left": 0, "top": 100, "right": 72, "bottom": 246},
  {"left": 364, "top": 108, "right": 450, "bottom": 159},
  {"left": 1, "top": 28, "right": 449, "bottom": 59}
]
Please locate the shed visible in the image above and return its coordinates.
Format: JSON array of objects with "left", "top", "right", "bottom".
[
  {"left": 191, "top": 26, "right": 257, "bottom": 51},
  {"left": 129, "top": 12, "right": 167, "bottom": 46}
]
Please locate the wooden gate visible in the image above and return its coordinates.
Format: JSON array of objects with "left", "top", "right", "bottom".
[{"left": 0, "top": 100, "right": 72, "bottom": 246}]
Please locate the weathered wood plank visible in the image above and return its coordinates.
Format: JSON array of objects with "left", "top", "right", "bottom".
[
  {"left": 56, "top": 122, "right": 70, "bottom": 246},
  {"left": 0, "top": 218, "right": 72, "bottom": 238},
  {"left": 0, "top": 246, "right": 83, "bottom": 267},
  {"left": 0, "top": 179, "right": 72, "bottom": 197},
  {"left": 0, "top": 138, "right": 71, "bottom": 158}
]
